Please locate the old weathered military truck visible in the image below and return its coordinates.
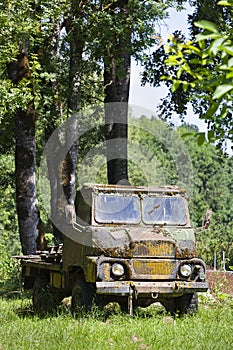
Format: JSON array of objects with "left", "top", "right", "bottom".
[{"left": 18, "top": 183, "right": 208, "bottom": 315}]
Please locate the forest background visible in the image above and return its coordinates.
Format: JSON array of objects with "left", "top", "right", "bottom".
[{"left": 0, "top": 0, "right": 233, "bottom": 292}]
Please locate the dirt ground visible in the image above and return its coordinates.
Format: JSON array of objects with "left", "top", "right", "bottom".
[{"left": 206, "top": 269, "right": 233, "bottom": 296}]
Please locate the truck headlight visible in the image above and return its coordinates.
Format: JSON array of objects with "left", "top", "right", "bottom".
[
  {"left": 180, "top": 264, "right": 192, "bottom": 278},
  {"left": 111, "top": 263, "right": 125, "bottom": 277}
]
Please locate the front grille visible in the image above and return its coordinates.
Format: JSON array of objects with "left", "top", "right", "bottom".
[
  {"left": 130, "top": 259, "right": 177, "bottom": 279},
  {"left": 133, "top": 241, "right": 175, "bottom": 257}
]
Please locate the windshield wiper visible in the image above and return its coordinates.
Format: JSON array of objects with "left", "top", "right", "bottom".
[{"left": 147, "top": 204, "right": 160, "bottom": 215}]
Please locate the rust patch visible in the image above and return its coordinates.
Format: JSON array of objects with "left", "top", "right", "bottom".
[
  {"left": 175, "top": 240, "right": 196, "bottom": 259},
  {"left": 131, "top": 259, "right": 176, "bottom": 279},
  {"left": 98, "top": 262, "right": 112, "bottom": 281},
  {"left": 133, "top": 241, "right": 175, "bottom": 257}
]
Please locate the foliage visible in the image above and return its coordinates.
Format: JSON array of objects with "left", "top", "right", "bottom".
[
  {"left": 0, "top": 0, "right": 182, "bottom": 123},
  {"left": 141, "top": 1, "right": 233, "bottom": 146},
  {"left": 128, "top": 117, "right": 233, "bottom": 267},
  {"left": 0, "top": 154, "right": 19, "bottom": 252},
  {"left": 0, "top": 251, "right": 21, "bottom": 296},
  {"left": 0, "top": 153, "right": 22, "bottom": 292},
  {"left": 128, "top": 116, "right": 188, "bottom": 187},
  {"left": 188, "top": 0, "right": 232, "bottom": 36},
  {"left": 177, "top": 125, "right": 233, "bottom": 266},
  {"left": 163, "top": 2, "right": 233, "bottom": 145},
  {"left": 0, "top": 0, "right": 186, "bottom": 160}
]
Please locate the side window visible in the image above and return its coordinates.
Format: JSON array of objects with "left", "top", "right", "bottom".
[{"left": 75, "top": 191, "right": 91, "bottom": 225}]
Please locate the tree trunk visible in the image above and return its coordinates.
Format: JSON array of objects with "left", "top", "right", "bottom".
[
  {"left": 47, "top": 118, "right": 78, "bottom": 243},
  {"left": 46, "top": 3, "right": 84, "bottom": 242},
  {"left": 7, "top": 53, "right": 39, "bottom": 255},
  {"left": 104, "top": 0, "right": 131, "bottom": 185},
  {"left": 63, "top": 3, "right": 84, "bottom": 205}
]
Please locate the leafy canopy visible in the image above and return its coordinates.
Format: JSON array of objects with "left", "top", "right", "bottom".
[{"left": 163, "top": 0, "right": 233, "bottom": 145}]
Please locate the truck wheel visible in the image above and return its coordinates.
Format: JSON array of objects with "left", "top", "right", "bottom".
[
  {"left": 71, "top": 280, "right": 95, "bottom": 315},
  {"left": 33, "top": 276, "right": 60, "bottom": 315},
  {"left": 163, "top": 293, "right": 198, "bottom": 316}
]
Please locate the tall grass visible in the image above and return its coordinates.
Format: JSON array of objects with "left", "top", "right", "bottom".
[{"left": 0, "top": 296, "right": 232, "bottom": 350}]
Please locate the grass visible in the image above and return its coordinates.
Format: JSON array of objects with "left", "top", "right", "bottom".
[{"left": 0, "top": 295, "right": 233, "bottom": 350}]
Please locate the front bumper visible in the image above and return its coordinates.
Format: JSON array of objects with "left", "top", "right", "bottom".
[{"left": 96, "top": 280, "right": 208, "bottom": 297}]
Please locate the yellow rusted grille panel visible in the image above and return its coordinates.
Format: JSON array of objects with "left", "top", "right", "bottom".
[
  {"left": 133, "top": 241, "right": 174, "bottom": 257},
  {"left": 131, "top": 259, "right": 176, "bottom": 278}
]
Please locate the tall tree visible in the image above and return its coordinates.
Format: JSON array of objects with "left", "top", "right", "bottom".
[
  {"left": 0, "top": 0, "right": 68, "bottom": 249},
  {"left": 101, "top": 0, "right": 179, "bottom": 184},
  {"left": 103, "top": 0, "right": 131, "bottom": 184},
  {"left": 47, "top": 0, "right": 87, "bottom": 241},
  {"left": 7, "top": 52, "right": 39, "bottom": 255}
]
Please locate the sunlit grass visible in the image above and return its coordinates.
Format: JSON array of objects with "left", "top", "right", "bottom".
[{"left": 0, "top": 296, "right": 233, "bottom": 350}]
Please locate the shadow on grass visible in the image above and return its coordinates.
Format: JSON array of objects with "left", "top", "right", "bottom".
[
  {"left": 7, "top": 294, "right": 168, "bottom": 322},
  {"left": 0, "top": 272, "right": 174, "bottom": 322},
  {"left": 72, "top": 302, "right": 168, "bottom": 321}
]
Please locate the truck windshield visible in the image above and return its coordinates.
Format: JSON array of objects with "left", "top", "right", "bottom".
[
  {"left": 142, "top": 196, "right": 187, "bottom": 225},
  {"left": 95, "top": 194, "right": 140, "bottom": 224}
]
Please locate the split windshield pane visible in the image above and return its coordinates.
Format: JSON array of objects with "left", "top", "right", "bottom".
[
  {"left": 142, "top": 196, "right": 187, "bottom": 225},
  {"left": 95, "top": 194, "right": 140, "bottom": 224}
]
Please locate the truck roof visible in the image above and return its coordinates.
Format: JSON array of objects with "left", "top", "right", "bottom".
[{"left": 79, "top": 183, "right": 187, "bottom": 196}]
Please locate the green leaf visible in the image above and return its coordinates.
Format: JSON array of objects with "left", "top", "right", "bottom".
[
  {"left": 196, "top": 33, "right": 220, "bottom": 42},
  {"left": 212, "top": 84, "right": 233, "bottom": 99},
  {"left": 189, "top": 58, "right": 202, "bottom": 65},
  {"left": 181, "top": 132, "right": 197, "bottom": 139},
  {"left": 228, "top": 57, "right": 233, "bottom": 66},
  {"left": 226, "top": 72, "right": 233, "bottom": 79},
  {"left": 197, "top": 132, "right": 206, "bottom": 146},
  {"left": 195, "top": 20, "right": 219, "bottom": 33},
  {"left": 220, "top": 45, "right": 233, "bottom": 56},
  {"left": 218, "top": 0, "right": 233, "bottom": 6},
  {"left": 172, "top": 80, "right": 181, "bottom": 92},
  {"left": 182, "top": 81, "right": 189, "bottom": 92},
  {"left": 177, "top": 67, "right": 183, "bottom": 79},
  {"left": 198, "top": 40, "right": 206, "bottom": 51},
  {"left": 219, "top": 105, "right": 228, "bottom": 120},
  {"left": 186, "top": 45, "right": 201, "bottom": 54},
  {"left": 210, "top": 38, "right": 225, "bottom": 55},
  {"left": 207, "top": 130, "right": 215, "bottom": 142},
  {"left": 203, "top": 102, "right": 220, "bottom": 120}
]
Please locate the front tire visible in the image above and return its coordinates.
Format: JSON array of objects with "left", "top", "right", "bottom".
[
  {"left": 71, "top": 280, "right": 95, "bottom": 315},
  {"left": 163, "top": 293, "right": 198, "bottom": 316}
]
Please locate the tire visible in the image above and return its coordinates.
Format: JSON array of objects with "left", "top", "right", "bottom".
[
  {"left": 163, "top": 293, "right": 198, "bottom": 316},
  {"left": 71, "top": 280, "right": 95, "bottom": 315},
  {"left": 33, "top": 276, "right": 60, "bottom": 315}
]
